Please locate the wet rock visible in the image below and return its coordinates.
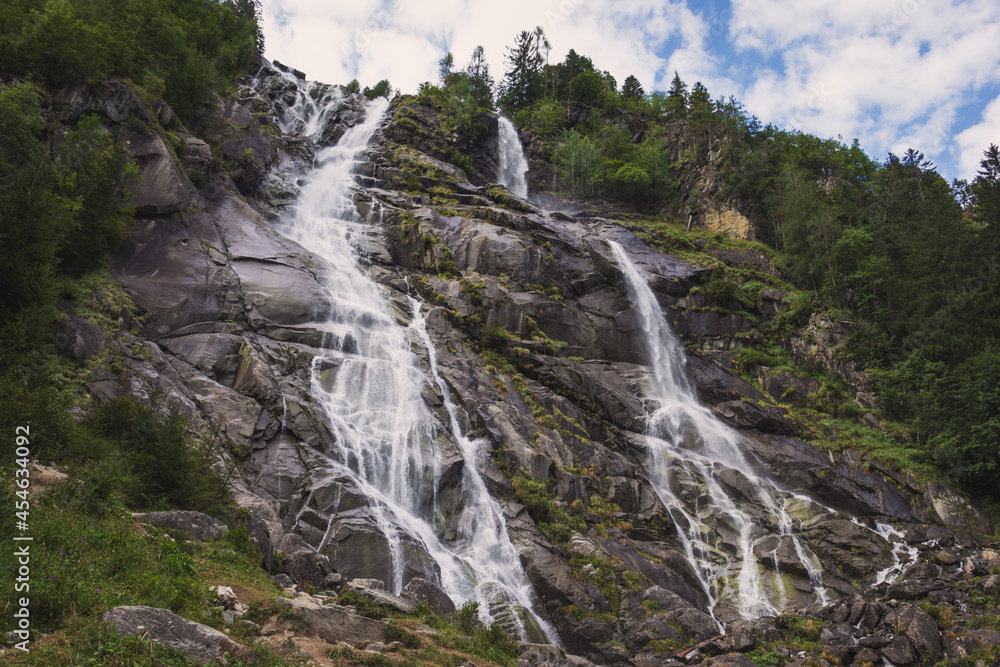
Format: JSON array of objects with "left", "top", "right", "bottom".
[
  {"left": 712, "top": 400, "right": 808, "bottom": 437},
  {"left": 688, "top": 354, "right": 766, "bottom": 404},
  {"left": 103, "top": 606, "right": 243, "bottom": 664}
]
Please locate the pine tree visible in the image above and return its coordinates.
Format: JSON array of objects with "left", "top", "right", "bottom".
[
  {"left": 622, "top": 75, "right": 644, "bottom": 99},
  {"left": 438, "top": 52, "right": 455, "bottom": 86},
  {"left": 465, "top": 46, "right": 494, "bottom": 109},
  {"left": 499, "top": 28, "right": 546, "bottom": 113},
  {"left": 666, "top": 71, "right": 688, "bottom": 118}
]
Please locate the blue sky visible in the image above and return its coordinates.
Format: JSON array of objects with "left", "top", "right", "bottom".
[{"left": 261, "top": 0, "right": 1000, "bottom": 183}]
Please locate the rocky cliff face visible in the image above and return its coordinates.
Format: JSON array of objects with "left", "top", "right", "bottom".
[{"left": 58, "top": 66, "right": 997, "bottom": 666}]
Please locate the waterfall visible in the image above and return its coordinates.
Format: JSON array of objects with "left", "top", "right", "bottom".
[
  {"left": 498, "top": 116, "right": 529, "bottom": 198},
  {"left": 264, "top": 71, "right": 557, "bottom": 643},
  {"left": 409, "top": 297, "right": 558, "bottom": 643},
  {"left": 609, "top": 241, "right": 829, "bottom": 624}
]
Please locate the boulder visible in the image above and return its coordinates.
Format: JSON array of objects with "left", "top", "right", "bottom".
[
  {"left": 215, "top": 586, "right": 238, "bottom": 610},
  {"left": 346, "top": 579, "right": 417, "bottom": 614},
  {"left": 274, "top": 596, "right": 387, "bottom": 646},
  {"left": 401, "top": 577, "right": 456, "bottom": 615},
  {"left": 278, "top": 550, "right": 326, "bottom": 588},
  {"left": 103, "top": 606, "right": 243, "bottom": 664},
  {"left": 53, "top": 315, "right": 108, "bottom": 365},
  {"left": 132, "top": 511, "right": 227, "bottom": 541},
  {"left": 896, "top": 606, "right": 943, "bottom": 661}
]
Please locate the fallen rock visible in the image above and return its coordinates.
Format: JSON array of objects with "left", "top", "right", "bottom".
[
  {"left": 215, "top": 586, "right": 238, "bottom": 610},
  {"left": 103, "top": 606, "right": 243, "bottom": 664},
  {"left": 132, "top": 511, "right": 227, "bottom": 541}
]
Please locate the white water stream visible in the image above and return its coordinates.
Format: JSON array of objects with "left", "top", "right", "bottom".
[
  {"left": 498, "top": 116, "right": 529, "bottom": 198},
  {"left": 609, "top": 241, "right": 830, "bottom": 624},
  {"left": 263, "top": 72, "right": 557, "bottom": 642}
]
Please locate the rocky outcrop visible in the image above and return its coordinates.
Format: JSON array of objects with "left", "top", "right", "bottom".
[{"left": 102, "top": 606, "right": 244, "bottom": 664}]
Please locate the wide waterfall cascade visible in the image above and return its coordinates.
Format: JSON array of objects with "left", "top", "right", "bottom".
[
  {"left": 608, "top": 241, "right": 830, "bottom": 624},
  {"left": 263, "top": 72, "right": 557, "bottom": 643},
  {"left": 497, "top": 116, "right": 529, "bottom": 199}
]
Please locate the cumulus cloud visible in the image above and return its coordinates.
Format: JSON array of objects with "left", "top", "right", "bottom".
[
  {"left": 261, "top": 0, "right": 713, "bottom": 97},
  {"left": 260, "top": 0, "right": 1000, "bottom": 179},
  {"left": 728, "top": 0, "right": 1000, "bottom": 178},
  {"left": 956, "top": 95, "right": 1000, "bottom": 179}
]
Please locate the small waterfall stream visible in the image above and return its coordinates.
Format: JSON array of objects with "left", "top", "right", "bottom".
[
  {"left": 609, "top": 241, "right": 829, "bottom": 624},
  {"left": 498, "top": 116, "right": 529, "bottom": 198},
  {"left": 262, "top": 70, "right": 557, "bottom": 642}
]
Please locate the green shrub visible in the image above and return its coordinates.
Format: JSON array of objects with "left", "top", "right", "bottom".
[
  {"left": 84, "top": 396, "right": 226, "bottom": 513},
  {"left": 0, "top": 492, "right": 207, "bottom": 634},
  {"left": 479, "top": 319, "right": 510, "bottom": 352},
  {"left": 456, "top": 601, "right": 481, "bottom": 632}
]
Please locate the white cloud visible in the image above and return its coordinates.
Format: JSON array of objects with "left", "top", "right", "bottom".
[
  {"left": 259, "top": 0, "right": 1000, "bottom": 179},
  {"left": 956, "top": 95, "right": 1000, "bottom": 179},
  {"left": 261, "top": 0, "right": 714, "bottom": 99},
  {"left": 727, "top": 0, "right": 1000, "bottom": 178}
]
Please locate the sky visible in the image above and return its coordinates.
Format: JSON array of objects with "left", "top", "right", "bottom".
[{"left": 260, "top": 0, "right": 1000, "bottom": 183}]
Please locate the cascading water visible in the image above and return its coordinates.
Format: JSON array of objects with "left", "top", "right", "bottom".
[
  {"left": 262, "top": 70, "right": 557, "bottom": 643},
  {"left": 497, "top": 116, "right": 529, "bottom": 199},
  {"left": 409, "top": 297, "right": 558, "bottom": 642},
  {"left": 609, "top": 241, "right": 829, "bottom": 624}
]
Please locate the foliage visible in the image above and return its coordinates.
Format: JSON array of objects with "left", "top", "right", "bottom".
[
  {"left": 0, "top": 492, "right": 207, "bottom": 634},
  {"left": 363, "top": 79, "right": 393, "bottom": 100},
  {"left": 0, "top": 0, "right": 260, "bottom": 117},
  {"left": 0, "top": 81, "right": 138, "bottom": 371}
]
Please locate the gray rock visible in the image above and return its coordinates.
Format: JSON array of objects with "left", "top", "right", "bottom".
[
  {"left": 216, "top": 586, "right": 238, "bottom": 610},
  {"left": 881, "top": 635, "right": 916, "bottom": 666},
  {"left": 126, "top": 130, "right": 195, "bottom": 215},
  {"left": 346, "top": 579, "right": 417, "bottom": 614},
  {"left": 401, "top": 577, "right": 456, "bottom": 615},
  {"left": 102, "top": 606, "right": 243, "bottom": 664},
  {"left": 712, "top": 399, "right": 808, "bottom": 437},
  {"left": 272, "top": 573, "right": 295, "bottom": 589},
  {"left": 53, "top": 315, "right": 108, "bottom": 365},
  {"left": 278, "top": 550, "right": 326, "bottom": 588},
  {"left": 132, "top": 511, "right": 227, "bottom": 541},
  {"left": 274, "top": 596, "right": 387, "bottom": 646},
  {"left": 897, "top": 606, "right": 943, "bottom": 661}
]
